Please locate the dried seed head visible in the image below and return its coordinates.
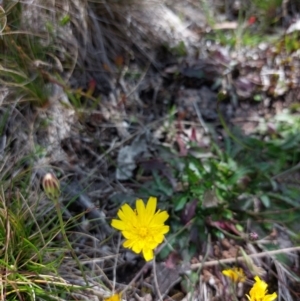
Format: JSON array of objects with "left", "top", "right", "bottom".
[{"left": 42, "top": 173, "right": 60, "bottom": 199}]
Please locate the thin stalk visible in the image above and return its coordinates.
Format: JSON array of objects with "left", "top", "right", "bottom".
[{"left": 52, "top": 196, "right": 88, "bottom": 285}]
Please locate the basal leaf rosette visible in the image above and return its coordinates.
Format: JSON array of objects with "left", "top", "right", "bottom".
[{"left": 111, "top": 196, "right": 169, "bottom": 261}]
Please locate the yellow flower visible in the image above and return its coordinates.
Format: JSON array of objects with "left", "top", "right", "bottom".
[
  {"left": 246, "top": 276, "right": 277, "bottom": 301},
  {"left": 104, "top": 293, "right": 121, "bottom": 301},
  {"left": 111, "top": 196, "right": 169, "bottom": 261},
  {"left": 222, "top": 267, "right": 246, "bottom": 282}
]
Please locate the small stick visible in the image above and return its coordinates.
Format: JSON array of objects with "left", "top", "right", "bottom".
[{"left": 190, "top": 246, "right": 300, "bottom": 269}]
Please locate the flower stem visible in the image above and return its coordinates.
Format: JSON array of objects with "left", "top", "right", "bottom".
[{"left": 53, "top": 196, "right": 88, "bottom": 285}]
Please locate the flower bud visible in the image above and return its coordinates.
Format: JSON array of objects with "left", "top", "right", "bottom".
[{"left": 42, "top": 173, "right": 60, "bottom": 199}]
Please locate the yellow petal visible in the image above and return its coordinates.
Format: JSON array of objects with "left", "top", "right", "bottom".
[
  {"left": 151, "top": 211, "right": 169, "bottom": 226},
  {"left": 149, "top": 233, "right": 164, "bottom": 244},
  {"left": 152, "top": 225, "right": 169, "bottom": 235},
  {"left": 136, "top": 199, "right": 146, "bottom": 223},
  {"left": 104, "top": 293, "right": 122, "bottom": 301},
  {"left": 254, "top": 276, "right": 262, "bottom": 282},
  {"left": 146, "top": 197, "right": 157, "bottom": 217},
  {"left": 137, "top": 198, "right": 155, "bottom": 226},
  {"left": 131, "top": 240, "right": 145, "bottom": 253},
  {"left": 146, "top": 240, "right": 160, "bottom": 249},
  {"left": 142, "top": 247, "right": 154, "bottom": 261},
  {"left": 118, "top": 203, "right": 136, "bottom": 222},
  {"left": 249, "top": 276, "right": 270, "bottom": 300},
  {"left": 111, "top": 219, "right": 126, "bottom": 230},
  {"left": 263, "top": 292, "right": 277, "bottom": 301},
  {"left": 222, "top": 269, "right": 233, "bottom": 278},
  {"left": 153, "top": 234, "right": 164, "bottom": 244},
  {"left": 122, "top": 230, "right": 137, "bottom": 240},
  {"left": 222, "top": 267, "right": 245, "bottom": 282},
  {"left": 123, "top": 239, "right": 135, "bottom": 248}
]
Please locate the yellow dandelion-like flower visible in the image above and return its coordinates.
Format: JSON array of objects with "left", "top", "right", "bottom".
[
  {"left": 111, "top": 196, "right": 169, "bottom": 261},
  {"left": 246, "top": 276, "right": 277, "bottom": 301},
  {"left": 222, "top": 267, "right": 246, "bottom": 282},
  {"left": 104, "top": 293, "right": 121, "bottom": 301}
]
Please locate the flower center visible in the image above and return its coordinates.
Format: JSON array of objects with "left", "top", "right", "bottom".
[{"left": 138, "top": 227, "right": 148, "bottom": 238}]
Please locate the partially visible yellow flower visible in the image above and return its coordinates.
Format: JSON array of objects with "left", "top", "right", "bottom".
[
  {"left": 222, "top": 267, "right": 246, "bottom": 282},
  {"left": 246, "top": 276, "right": 277, "bottom": 301},
  {"left": 111, "top": 196, "right": 169, "bottom": 261},
  {"left": 104, "top": 293, "right": 121, "bottom": 301}
]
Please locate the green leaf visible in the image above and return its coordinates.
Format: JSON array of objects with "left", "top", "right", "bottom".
[
  {"left": 222, "top": 209, "right": 233, "bottom": 219},
  {"left": 267, "top": 192, "right": 298, "bottom": 207},
  {"left": 59, "top": 15, "right": 71, "bottom": 26},
  {"left": 236, "top": 224, "right": 244, "bottom": 232},
  {"left": 174, "top": 195, "right": 188, "bottom": 211},
  {"left": 260, "top": 194, "right": 270, "bottom": 208}
]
